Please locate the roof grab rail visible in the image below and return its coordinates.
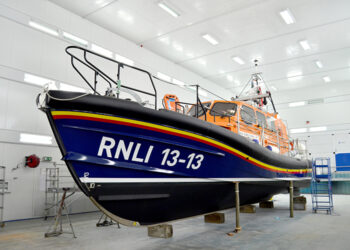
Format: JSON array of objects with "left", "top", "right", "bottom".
[{"left": 65, "top": 46, "right": 157, "bottom": 109}]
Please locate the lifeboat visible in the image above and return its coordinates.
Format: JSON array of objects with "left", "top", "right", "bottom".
[{"left": 38, "top": 46, "right": 311, "bottom": 226}]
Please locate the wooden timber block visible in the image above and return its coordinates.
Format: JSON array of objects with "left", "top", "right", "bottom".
[
  {"left": 147, "top": 224, "right": 173, "bottom": 238},
  {"left": 204, "top": 213, "right": 225, "bottom": 224},
  {"left": 293, "top": 196, "right": 307, "bottom": 210},
  {"left": 240, "top": 204, "right": 256, "bottom": 213},
  {"left": 259, "top": 201, "right": 274, "bottom": 208}
]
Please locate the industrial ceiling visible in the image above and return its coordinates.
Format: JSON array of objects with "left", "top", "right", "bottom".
[{"left": 50, "top": 0, "right": 350, "bottom": 97}]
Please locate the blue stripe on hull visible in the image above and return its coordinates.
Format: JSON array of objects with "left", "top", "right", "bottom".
[{"left": 53, "top": 116, "right": 307, "bottom": 180}]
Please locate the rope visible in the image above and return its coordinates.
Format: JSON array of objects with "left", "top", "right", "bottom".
[{"left": 43, "top": 84, "right": 90, "bottom": 102}]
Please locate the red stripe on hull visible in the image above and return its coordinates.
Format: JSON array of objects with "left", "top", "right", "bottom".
[{"left": 53, "top": 114, "right": 301, "bottom": 174}]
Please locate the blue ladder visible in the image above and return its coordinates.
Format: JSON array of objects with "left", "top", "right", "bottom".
[{"left": 311, "top": 157, "right": 333, "bottom": 214}]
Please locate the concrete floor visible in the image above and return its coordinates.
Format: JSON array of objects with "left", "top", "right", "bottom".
[{"left": 0, "top": 194, "right": 349, "bottom": 250}]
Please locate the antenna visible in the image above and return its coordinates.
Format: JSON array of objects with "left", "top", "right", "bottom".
[{"left": 232, "top": 59, "right": 277, "bottom": 113}]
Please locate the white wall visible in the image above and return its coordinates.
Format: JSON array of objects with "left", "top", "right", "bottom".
[
  {"left": 0, "top": 0, "right": 230, "bottom": 221},
  {"left": 278, "top": 100, "right": 350, "bottom": 129},
  {"left": 294, "top": 131, "right": 350, "bottom": 172},
  {"left": 275, "top": 86, "right": 350, "bottom": 171}
]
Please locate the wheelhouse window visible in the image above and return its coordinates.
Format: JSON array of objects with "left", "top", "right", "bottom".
[
  {"left": 209, "top": 102, "right": 237, "bottom": 117},
  {"left": 267, "top": 116, "right": 276, "bottom": 131},
  {"left": 240, "top": 105, "right": 256, "bottom": 124},
  {"left": 256, "top": 111, "right": 267, "bottom": 128},
  {"left": 188, "top": 102, "right": 211, "bottom": 117}
]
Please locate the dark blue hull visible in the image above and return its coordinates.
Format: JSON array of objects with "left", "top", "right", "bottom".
[{"left": 43, "top": 91, "right": 311, "bottom": 226}]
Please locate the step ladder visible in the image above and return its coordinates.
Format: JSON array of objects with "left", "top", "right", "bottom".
[
  {"left": 45, "top": 188, "right": 76, "bottom": 238},
  {"left": 311, "top": 157, "right": 333, "bottom": 214}
]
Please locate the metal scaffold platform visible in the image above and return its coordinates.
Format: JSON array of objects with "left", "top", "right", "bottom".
[
  {"left": 311, "top": 157, "right": 334, "bottom": 214},
  {"left": 44, "top": 163, "right": 80, "bottom": 219}
]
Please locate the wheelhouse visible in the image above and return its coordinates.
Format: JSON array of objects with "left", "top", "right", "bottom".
[{"left": 188, "top": 100, "right": 290, "bottom": 155}]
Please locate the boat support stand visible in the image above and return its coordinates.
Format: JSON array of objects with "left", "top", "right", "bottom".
[
  {"left": 290, "top": 180, "right": 294, "bottom": 218},
  {"left": 227, "top": 182, "right": 241, "bottom": 236},
  {"left": 235, "top": 182, "right": 242, "bottom": 232},
  {"left": 96, "top": 212, "right": 121, "bottom": 228}
]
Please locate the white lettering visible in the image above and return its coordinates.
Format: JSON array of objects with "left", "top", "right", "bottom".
[
  {"left": 97, "top": 136, "right": 115, "bottom": 158},
  {"left": 115, "top": 140, "right": 134, "bottom": 160},
  {"left": 132, "top": 143, "right": 144, "bottom": 162},
  {"left": 144, "top": 146, "right": 154, "bottom": 163},
  {"left": 97, "top": 137, "right": 156, "bottom": 164}
]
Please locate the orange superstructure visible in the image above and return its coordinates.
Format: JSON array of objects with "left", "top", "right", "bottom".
[{"left": 187, "top": 100, "right": 290, "bottom": 155}]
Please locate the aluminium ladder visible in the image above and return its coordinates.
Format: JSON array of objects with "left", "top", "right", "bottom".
[
  {"left": 0, "top": 166, "right": 5, "bottom": 227},
  {"left": 311, "top": 157, "right": 333, "bottom": 214},
  {"left": 45, "top": 167, "right": 60, "bottom": 219}
]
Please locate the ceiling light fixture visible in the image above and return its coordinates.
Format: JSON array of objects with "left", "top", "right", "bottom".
[
  {"left": 91, "top": 44, "right": 113, "bottom": 58},
  {"left": 20, "top": 133, "right": 53, "bottom": 145},
  {"left": 158, "top": 2, "right": 179, "bottom": 18},
  {"left": 29, "top": 20, "right": 59, "bottom": 36},
  {"left": 287, "top": 70, "right": 303, "bottom": 81},
  {"left": 323, "top": 76, "right": 331, "bottom": 82},
  {"left": 279, "top": 9, "right": 296, "bottom": 24},
  {"left": 62, "top": 32, "right": 88, "bottom": 46},
  {"left": 172, "top": 78, "right": 185, "bottom": 86},
  {"left": 117, "top": 10, "right": 134, "bottom": 23},
  {"left": 288, "top": 101, "right": 306, "bottom": 107},
  {"left": 173, "top": 43, "right": 183, "bottom": 51},
  {"left": 157, "top": 72, "right": 171, "bottom": 82},
  {"left": 115, "top": 53, "right": 134, "bottom": 66},
  {"left": 186, "top": 85, "right": 196, "bottom": 91},
  {"left": 315, "top": 60, "right": 323, "bottom": 68},
  {"left": 24, "top": 73, "right": 55, "bottom": 86},
  {"left": 202, "top": 34, "right": 219, "bottom": 45},
  {"left": 59, "top": 83, "right": 86, "bottom": 92},
  {"left": 226, "top": 75, "right": 233, "bottom": 81},
  {"left": 309, "top": 126, "right": 327, "bottom": 132},
  {"left": 159, "top": 36, "right": 170, "bottom": 45},
  {"left": 299, "top": 40, "right": 311, "bottom": 50},
  {"left": 290, "top": 128, "right": 307, "bottom": 134},
  {"left": 232, "top": 56, "right": 245, "bottom": 65},
  {"left": 198, "top": 59, "right": 206, "bottom": 65}
]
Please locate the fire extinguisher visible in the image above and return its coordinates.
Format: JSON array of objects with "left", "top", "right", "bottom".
[{"left": 25, "top": 154, "right": 40, "bottom": 168}]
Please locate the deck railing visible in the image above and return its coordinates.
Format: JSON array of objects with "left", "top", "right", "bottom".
[{"left": 65, "top": 46, "right": 158, "bottom": 109}]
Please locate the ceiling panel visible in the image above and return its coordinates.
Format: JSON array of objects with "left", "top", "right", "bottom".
[
  {"left": 50, "top": 0, "right": 350, "bottom": 103},
  {"left": 50, "top": 0, "right": 116, "bottom": 17},
  {"left": 182, "top": 19, "right": 350, "bottom": 86},
  {"left": 86, "top": 1, "right": 159, "bottom": 42}
]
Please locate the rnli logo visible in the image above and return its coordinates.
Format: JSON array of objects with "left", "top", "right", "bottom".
[
  {"left": 97, "top": 136, "right": 153, "bottom": 163},
  {"left": 97, "top": 136, "right": 205, "bottom": 169}
]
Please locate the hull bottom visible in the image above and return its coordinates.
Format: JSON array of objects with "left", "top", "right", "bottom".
[{"left": 88, "top": 180, "right": 309, "bottom": 226}]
